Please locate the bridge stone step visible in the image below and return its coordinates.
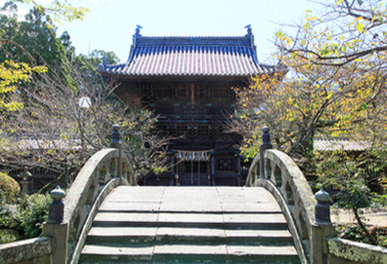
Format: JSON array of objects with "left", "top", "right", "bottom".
[
  {"left": 86, "top": 227, "right": 294, "bottom": 245},
  {"left": 80, "top": 244, "right": 300, "bottom": 263},
  {"left": 92, "top": 212, "right": 288, "bottom": 229},
  {"left": 78, "top": 186, "right": 301, "bottom": 264}
]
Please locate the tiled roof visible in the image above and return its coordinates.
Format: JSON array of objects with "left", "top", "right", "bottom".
[
  {"left": 98, "top": 26, "right": 278, "bottom": 77},
  {"left": 314, "top": 139, "right": 371, "bottom": 151},
  {"left": 3, "top": 134, "right": 82, "bottom": 151}
]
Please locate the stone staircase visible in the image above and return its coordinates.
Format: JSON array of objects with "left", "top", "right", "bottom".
[{"left": 79, "top": 186, "right": 301, "bottom": 263}]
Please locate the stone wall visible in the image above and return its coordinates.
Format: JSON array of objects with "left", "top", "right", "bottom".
[
  {"left": 0, "top": 237, "right": 53, "bottom": 264},
  {"left": 326, "top": 238, "right": 387, "bottom": 264}
]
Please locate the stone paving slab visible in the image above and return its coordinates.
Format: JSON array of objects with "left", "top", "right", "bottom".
[
  {"left": 220, "top": 202, "right": 281, "bottom": 213},
  {"left": 158, "top": 213, "right": 224, "bottom": 224},
  {"left": 82, "top": 244, "right": 154, "bottom": 257},
  {"left": 88, "top": 227, "right": 157, "bottom": 237},
  {"left": 225, "top": 229, "right": 292, "bottom": 239},
  {"left": 227, "top": 245, "right": 298, "bottom": 256},
  {"left": 160, "top": 188, "right": 222, "bottom": 212},
  {"left": 156, "top": 227, "right": 226, "bottom": 239},
  {"left": 159, "top": 203, "right": 222, "bottom": 212},
  {"left": 99, "top": 201, "right": 161, "bottom": 212},
  {"left": 153, "top": 244, "right": 228, "bottom": 255},
  {"left": 217, "top": 187, "right": 276, "bottom": 204},
  {"left": 106, "top": 186, "right": 165, "bottom": 202},
  {"left": 223, "top": 213, "right": 287, "bottom": 224},
  {"left": 94, "top": 212, "right": 159, "bottom": 224}
]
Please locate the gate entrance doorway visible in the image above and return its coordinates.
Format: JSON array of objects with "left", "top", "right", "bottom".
[{"left": 175, "top": 150, "right": 211, "bottom": 186}]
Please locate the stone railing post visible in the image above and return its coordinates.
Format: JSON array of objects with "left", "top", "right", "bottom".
[
  {"left": 311, "top": 188, "right": 336, "bottom": 264},
  {"left": 42, "top": 186, "right": 68, "bottom": 264},
  {"left": 110, "top": 124, "right": 123, "bottom": 182},
  {"left": 260, "top": 126, "right": 272, "bottom": 180}
]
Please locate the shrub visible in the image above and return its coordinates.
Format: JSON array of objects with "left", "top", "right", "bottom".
[
  {"left": 20, "top": 193, "right": 51, "bottom": 238},
  {"left": 0, "top": 204, "right": 22, "bottom": 244},
  {"left": 0, "top": 229, "right": 19, "bottom": 244},
  {"left": 337, "top": 224, "right": 387, "bottom": 248},
  {"left": 0, "top": 192, "right": 52, "bottom": 242},
  {"left": 0, "top": 172, "right": 20, "bottom": 204}
]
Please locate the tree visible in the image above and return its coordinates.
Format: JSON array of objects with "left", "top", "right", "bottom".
[
  {"left": 0, "top": 5, "right": 74, "bottom": 67},
  {"left": 231, "top": 0, "right": 387, "bottom": 246},
  {"left": 0, "top": 0, "right": 87, "bottom": 113},
  {"left": 278, "top": 0, "right": 386, "bottom": 67},
  {"left": 316, "top": 150, "right": 387, "bottom": 245},
  {"left": 0, "top": 60, "right": 45, "bottom": 112},
  {"left": 233, "top": 0, "right": 387, "bottom": 160},
  {"left": 0, "top": 60, "right": 169, "bottom": 183},
  {"left": 6, "top": 0, "right": 89, "bottom": 24},
  {"left": 0, "top": 1, "right": 168, "bottom": 184}
]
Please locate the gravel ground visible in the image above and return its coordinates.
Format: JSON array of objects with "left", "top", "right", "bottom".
[{"left": 332, "top": 209, "right": 387, "bottom": 226}]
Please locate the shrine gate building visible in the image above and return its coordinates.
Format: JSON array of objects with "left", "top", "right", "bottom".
[{"left": 98, "top": 25, "right": 278, "bottom": 186}]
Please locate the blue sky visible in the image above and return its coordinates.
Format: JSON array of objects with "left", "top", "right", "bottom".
[{"left": 1, "top": 0, "right": 321, "bottom": 63}]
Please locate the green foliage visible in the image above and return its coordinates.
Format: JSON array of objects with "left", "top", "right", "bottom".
[
  {"left": 0, "top": 203, "right": 21, "bottom": 229},
  {"left": 19, "top": 193, "right": 51, "bottom": 238},
  {"left": 316, "top": 150, "right": 387, "bottom": 245},
  {"left": 337, "top": 224, "right": 387, "bottom": 248},
  {"left": 0, "top": 193, "right": 51, "bottom": 243},
  {"left": 0, "top": 0, "right": 89, "bottom": 113},
  {"left": 0, "top": 0, "right": 166, "bottom": 182},
  {"left": 0, "top": 201, "right": 22, "bottom": 244},
  {"left": 8, "top": 0, "right": 89, "bottom": 24},
  {"left": 0, "top": 172, "right": 20, "bottom": 203},
  {"left": 317, "top": 152, "right": 370, "bottom": 208},
  {"left": 0, "top": 60, "right": 46, "bottom": 111},
  {"left": 0, "top": 229, "right": 19, "bottom": 244},
  {"left": 235, "top": 0, "right": 387, "bottom": 163},
  {"left": 0, "top": 7, "right": 67, "bottom": 66}
]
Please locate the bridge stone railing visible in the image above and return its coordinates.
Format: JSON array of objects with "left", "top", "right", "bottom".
[
  {"left": 63, "top": 124, "right": 137, "bottom": 264},
  {"left": 0, "top": 237, "right": 54, "bottom": 264},
  {"left": 37, "top": 124, "right": 135, "bottom": 264},
  {"left": 0, "top": 125, "right": 137, "bottom": 264},
  {"left": 246, "top": 126, "right": 335, "bottom": 264}
]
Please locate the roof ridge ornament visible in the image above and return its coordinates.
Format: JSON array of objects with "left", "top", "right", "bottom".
[
  {"left": 96, "top": 56, "right": 106, "bottom": 71},
  {"left": 128, "top": 25, "right": 143, "bottom": 63},
  {"left": 102, "top": 56, "right": 107, "bottom": 69},
  {"left": 244, "top": 24, "right": 258, "bottom": 64},
  {"left": 244, "top": 24, "right": 252, "bottom": 36},
  {"left": 135, "top": 24, "right": 143, "bottom": 37}
]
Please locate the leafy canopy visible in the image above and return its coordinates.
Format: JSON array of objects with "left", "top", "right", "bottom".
[{"left": 0, "top": 0, "right": 89, "bottom": 111}]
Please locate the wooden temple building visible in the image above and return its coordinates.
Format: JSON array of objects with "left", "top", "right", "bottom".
[{"left": 98, "top": 25, "right": 277, "bottom": 186}]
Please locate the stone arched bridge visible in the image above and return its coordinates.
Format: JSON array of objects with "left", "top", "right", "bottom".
[{"left": 1, "top": 127, "right": 386, "bottom": 264}]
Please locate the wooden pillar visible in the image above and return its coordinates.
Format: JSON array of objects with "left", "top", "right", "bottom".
[
  {"left": 210, "top": 153, "right": 216, "bottom": 186},
  {"left": 235, "top": 154, "right": 241, "bottom": 186},
  {"left": 198, "top": 159, "right": 201, "bottom": 185},
  {"left": 207, "top": 158, "right": 211, "bottom": 186},
  {"left": 170, "top": 153, "right": 178, "bottom": 186}
]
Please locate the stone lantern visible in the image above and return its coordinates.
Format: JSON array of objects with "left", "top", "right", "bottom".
[{"left": 18, "top": 169, "right": 32, "bottom": 195}]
